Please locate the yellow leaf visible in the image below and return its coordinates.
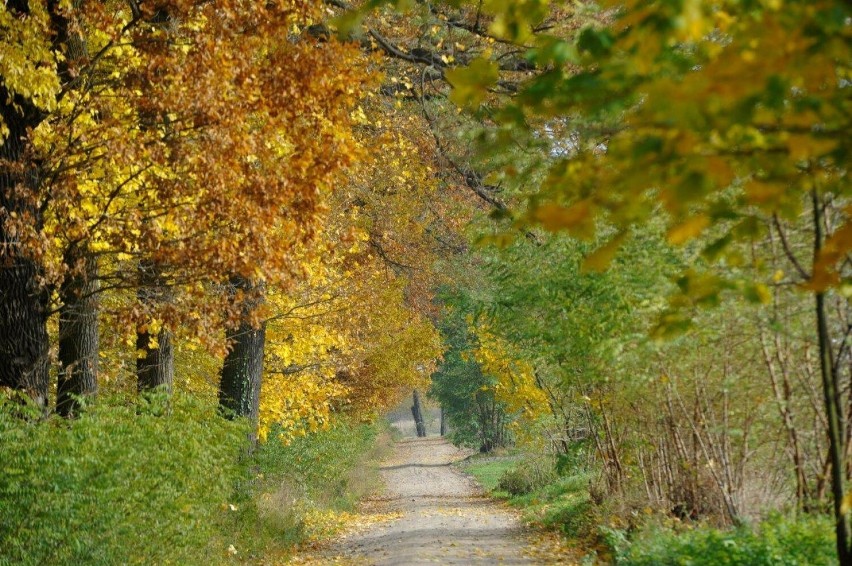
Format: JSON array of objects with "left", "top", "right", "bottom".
[
  {"left": 667, "top": 214, "right": 710, "bottom": 245},
  {"left": 841, "top": 491, "right": 852, "bottom": 516},
  {"left": 705, "top": 156, "right": 734, "bottom": 186},
  {"left": 445, "top": 57, "right": 499, "bottom": 110},
  {"left": 745, "top": 180, "right": 784, "bottom": 206},
  {"left": 745, "top": 283, "right": 772, "bottom": 304}
]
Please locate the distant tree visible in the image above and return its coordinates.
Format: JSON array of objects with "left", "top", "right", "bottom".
[{"left": 429, "top": 297, "right": 510, "bottom": 452}]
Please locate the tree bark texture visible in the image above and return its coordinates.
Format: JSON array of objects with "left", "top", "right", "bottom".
[
  {"left": 1, "top": 1, "right": 84, "bottom": 410},
  {"left": 57, "top": 247, "right": 99, "bottom": 416},
  {"left": 218, "top": 275, "right": 266, "bottom": 431},
  {"left": 136, "top": 261, "right": 174, "bottom": 393},
  {"left": 136, "top": 328, "right": 174, "bottom": 394},
  {"left": 0, "top": 7, "right": 50, "bottom": 408}
]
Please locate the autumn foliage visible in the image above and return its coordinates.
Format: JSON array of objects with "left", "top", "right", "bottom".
[{"left": 1, "top": 0, "right": 445, "bottom": 436}]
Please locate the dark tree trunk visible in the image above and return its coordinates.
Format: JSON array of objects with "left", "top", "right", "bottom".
[
  {"left": 57, "top": 247, "right": 99, "bottom": 416},
  {"left": 0, "top": 15, "right": 50, "bottom": 409},
  {"left": 411, "top": 389, "right": 427, "bottom": 437},
  {"left": 136, "top": 261, "right": 174, "bottom": 393},
  {"left": 476, "top": 391, "right": 494, "bottom": 452},
  {"left": 440, "top": 406, "right": 447, "bottom": 436},
  {"left": 812, "top": 191, "right": 851, "bottom": 565},
  {"left": 218, "top": 275, "right": 266, "bottom": 435},
  {"left": 0, "top": 235, "right": 50, "bottom": 409},
  {"left": 1, "top": 1, "right": 87, "bottom": 411}
]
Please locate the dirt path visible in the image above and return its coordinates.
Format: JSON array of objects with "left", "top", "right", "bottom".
[{"left": 290, "top": 437, "right": 571, "bottom": 565}]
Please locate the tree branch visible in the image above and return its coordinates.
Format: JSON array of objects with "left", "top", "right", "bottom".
[{"left": 772, "top": 214, "right": 810, "bottom": 280}]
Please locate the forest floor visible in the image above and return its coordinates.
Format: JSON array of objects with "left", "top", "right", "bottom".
[{"left": 287, "top": 436, "right": 578, "bottom": 565}]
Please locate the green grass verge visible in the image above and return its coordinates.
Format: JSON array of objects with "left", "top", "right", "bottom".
[
  {"left": 458, "top": 451, "right": 595, "bottom": 540},
  {"left": 457, "top": 450, "right": 521, "bottom": 494}
]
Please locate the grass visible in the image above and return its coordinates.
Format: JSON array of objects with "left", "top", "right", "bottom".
[
  {"left": 458, "top": 451, "right": 596, "bottom": 548},
  {"left": 511, "top": 473, "right": 594, "bottom": 536},
  {"left": 457, "top": 449, "right": 521, "bottom": 493},
  {"left": 614, "top": 514, "right": 837, "bottom": 565}
]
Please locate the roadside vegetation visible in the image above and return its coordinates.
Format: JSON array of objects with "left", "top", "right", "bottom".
[
  {"left": 460, "top": 450, "right": 836, "bottom": 565},
  {"left": 0, "top": 393, "right": 389, "bottom": 565}
]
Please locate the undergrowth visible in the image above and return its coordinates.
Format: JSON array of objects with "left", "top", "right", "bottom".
[
  {"left": 609, "top": 513, "right": 836, "bottom": 566},
  {"left": 222, "top": 419, "right": 391, "bottom": 562},
  {"left": 460, "top": 450, "right": 836, "bottom": 565},
  {"left": 0, "top": 392, "right": 246, "bottom": 566},
  {"left": 0, "top": 393, "right": 388, "bottom": 565}
]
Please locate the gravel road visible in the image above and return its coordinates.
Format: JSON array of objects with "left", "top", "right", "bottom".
[{"left": 291, "top": 436, "right": 561, "bottom": 565}]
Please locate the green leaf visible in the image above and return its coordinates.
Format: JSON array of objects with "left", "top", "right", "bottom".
[
  {"left": 577, "top": 27, "right": 614, "bottom": 58},
  {"left": 743, "top": 283, "right": 771, "bottom": 304},
  {"left": 446, "top": 58, "right": 500, "bottom": 110},
  {"left": 702, "top": 234, "right": 733, "bottom": 262}
]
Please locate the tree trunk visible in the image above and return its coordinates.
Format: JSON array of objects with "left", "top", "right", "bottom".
[
  {"left": 440, "top": 406, "right": 447, "bottom": 436},
  {"left": 218, "top": 275, "right": 266, "bottom": 435},
  {"left": 136, "top": 261, "right": 174, "bottom": 393},
  {"left": 412, "top": 389, "right": 427, "bottom": 437},
  {"left": 136, "top": 327, "right": 174, "bottom": 394},
  {"left": 57, "top": 247, "right": 99, "bottom": 416},
  {"left": 812, "top": 190, "right": 851, "bottom": 565},
  {"left": 0, "top": 31, "right": 50, "bottom": 409}
]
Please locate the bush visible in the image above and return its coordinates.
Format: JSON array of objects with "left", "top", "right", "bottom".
[
  {"left": 0, "top": 393, "right": 249, "bottom": 566},
  {"left": 497, "top": 455, "right": 557, "bottom": 496},
  {"left": 616, "top": 514, "right": 837, "bottom": 565},
  {"left": 555, "top": 438, "right": 594, "bottom": 475}
]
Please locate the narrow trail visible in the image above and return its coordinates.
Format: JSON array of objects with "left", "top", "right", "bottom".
[{"left": 290, "top": 437, "right": 574, "bottom": 565}]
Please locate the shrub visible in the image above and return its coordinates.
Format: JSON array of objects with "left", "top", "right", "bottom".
[
  {"left": 497, "top": 455, "right": 557, "bottom": 496},
  {"left": 556, "top": 438, "right": 594, "bottom": 475},
  {"left": 252, "top": 419, "right": 381, "bottom": 508},
  {"left": 0, "top": 393, "right": 248, "bottom": 566}
]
